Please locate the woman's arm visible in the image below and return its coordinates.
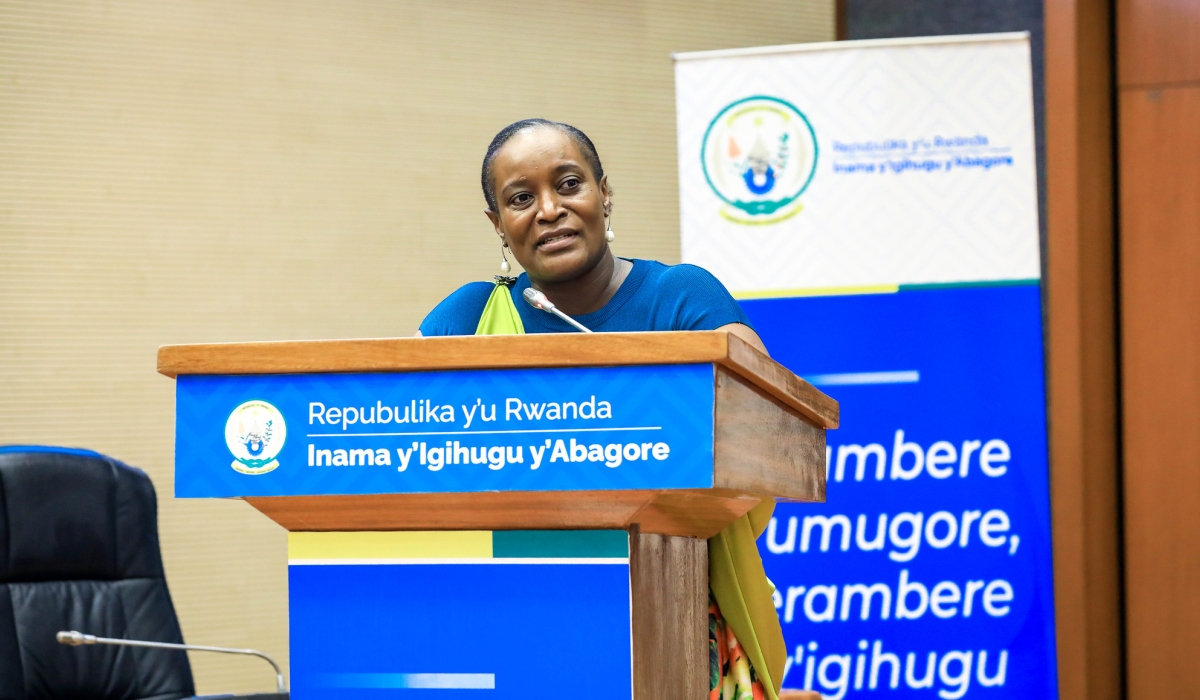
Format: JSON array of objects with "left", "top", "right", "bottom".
[{"left": 718, "top": 322, "right": 769, "bottom": 356}]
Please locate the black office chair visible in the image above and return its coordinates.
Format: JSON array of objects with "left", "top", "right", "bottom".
[{"left": 0, "top": 446, "right": 286, "bottom": 700}]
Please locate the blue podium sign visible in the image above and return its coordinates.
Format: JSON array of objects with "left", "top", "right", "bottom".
[{"left": 174, "top": 363, "right": 715, "bottom": 497}]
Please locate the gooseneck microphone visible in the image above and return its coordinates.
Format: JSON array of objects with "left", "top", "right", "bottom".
[
  {"left": 522, "top": 288, "right": 593, "bottom": 333},
  {"left": 57, "top": 630, "right": 286, "bottom": 693}
]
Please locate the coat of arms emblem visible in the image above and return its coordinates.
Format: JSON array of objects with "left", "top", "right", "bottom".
[
  {"left": 225, "top": 400, "right": 286, "bottom": 474},
  {"left": 701, "top": 95, "right": 818, "bottom": 225}
]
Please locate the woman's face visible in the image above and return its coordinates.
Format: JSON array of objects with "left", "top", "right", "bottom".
[{"left": 486, "top": 126, "right": 611, "bottom": 284}]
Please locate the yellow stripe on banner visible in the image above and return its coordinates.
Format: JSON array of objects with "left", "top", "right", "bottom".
[
  {"left": 732, "top": 284, "right": 900, "bottom": 300},
  {"left": 288, "top": 531, "right": 492, "bottom": 560}
]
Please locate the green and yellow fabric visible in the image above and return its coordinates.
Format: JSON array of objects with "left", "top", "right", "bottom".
[
  {"left": 474, "top": 278, "right": 525, "bottom": 335},
  {"left": 475, "top": 279, "right": 786, "bottom": 700},
  {"left": 708, "top": 499, "right": 785, "bottom": 700}
]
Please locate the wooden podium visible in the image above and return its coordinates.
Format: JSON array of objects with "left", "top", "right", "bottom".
[{"left": 159, "top": 331, "right": 837, "bottom": 699}]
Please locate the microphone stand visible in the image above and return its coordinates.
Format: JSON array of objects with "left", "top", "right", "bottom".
[
  {"left": 522, "top": 288, "right": 593, "bottom": 333},
  {"left": 57, "top": 630, "right": 286, "bottom": 693}
]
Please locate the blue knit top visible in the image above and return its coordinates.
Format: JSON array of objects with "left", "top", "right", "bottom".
[{"left": 419, "top": 259, "right": 752, "bottom": 335}]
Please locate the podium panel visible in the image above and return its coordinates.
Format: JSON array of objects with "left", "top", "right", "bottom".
[{"left": 289, "top": 530, "right": 632, "bottom": 698}]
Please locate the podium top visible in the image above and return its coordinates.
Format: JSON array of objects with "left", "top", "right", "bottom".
[
  {"left": 161, "top": 331, "right": 836, "bottom": 535},
  {"left": 158, "top": 331, "right": 838, "bottom": 429}
]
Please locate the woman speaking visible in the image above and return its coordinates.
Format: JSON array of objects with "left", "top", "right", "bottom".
[{"left": 420, "top": 119, "right": 788, "bottom": 700}]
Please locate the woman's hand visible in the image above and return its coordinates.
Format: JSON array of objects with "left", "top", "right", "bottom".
[{"left": 718, "top": 322, "right": 769, "bottom": 356}]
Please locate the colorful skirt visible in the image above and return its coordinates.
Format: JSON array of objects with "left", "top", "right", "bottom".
[{"left": 709, "top": 595, "right": 768, "bottom": 700}]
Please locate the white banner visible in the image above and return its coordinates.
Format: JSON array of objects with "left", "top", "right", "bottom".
[{"left": 674, "top": 33, "right": 1040, "bottom": 296}]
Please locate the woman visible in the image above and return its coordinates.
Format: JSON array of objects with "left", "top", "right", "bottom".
[{"left": 420, "top": 119, "right": 788, "bottom": 700}]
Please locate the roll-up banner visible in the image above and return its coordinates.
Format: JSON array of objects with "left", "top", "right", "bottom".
[{"left": 675, "top": 34, "right": 1055, "bottom": 700}]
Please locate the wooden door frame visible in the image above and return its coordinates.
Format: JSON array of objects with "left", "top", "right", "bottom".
[{"left": 1043, "top": 1, "right": 1124, "bottom": 699}]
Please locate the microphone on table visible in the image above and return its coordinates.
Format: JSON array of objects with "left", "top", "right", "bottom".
[
  {"left": 522, "top": 288, "right": 593, "bottom": 333},
  {"left": 57, "top": 630, "right": 286, "bottom": 693}
]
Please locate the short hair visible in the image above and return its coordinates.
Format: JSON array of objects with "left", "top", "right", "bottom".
[{"left": 480, "top": 119, "right": 604, "bottom": 212}]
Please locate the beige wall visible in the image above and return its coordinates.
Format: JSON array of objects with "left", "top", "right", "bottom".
[{"left": 0, "top": 0, "right": 833, "bottom": 691}]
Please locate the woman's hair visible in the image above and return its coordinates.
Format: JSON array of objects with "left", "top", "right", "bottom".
[{"left": 481, "top": 118, "right": 604, "bottom": 212}]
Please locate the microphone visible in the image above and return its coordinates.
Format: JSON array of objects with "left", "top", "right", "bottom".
[
  {"left": 522, "top": 288, "right": 593, "bottom": 333},
  {"left": 57, "top": 630, "right": 286, "bottom": 693}
]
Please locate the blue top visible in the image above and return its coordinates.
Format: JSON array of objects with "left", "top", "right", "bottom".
[{"left": 419, "top": 259, "right": 752, "bottom": 335}]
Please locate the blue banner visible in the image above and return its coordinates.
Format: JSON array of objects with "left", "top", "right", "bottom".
[
  {"left": 747, "top": 284, "right": 1056, "bottom": 700},
  {"left": 174, "top": 363, "right": 715, "bottom": 497}
]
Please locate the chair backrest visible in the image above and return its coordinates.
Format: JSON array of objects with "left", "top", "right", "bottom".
[{"left": 0, "top": 446, "right": 194, "bottom": 700}]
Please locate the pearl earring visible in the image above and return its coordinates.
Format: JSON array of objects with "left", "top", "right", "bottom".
[
  {"left": 500, "top": 245, "right": 511, "bottom": 274},
  {"left": 605, "top": 218, "right": 615, "bottom": 243}
]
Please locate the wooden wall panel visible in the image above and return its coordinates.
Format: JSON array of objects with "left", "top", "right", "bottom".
[
  {"left": 0, "top": 0, "right": 834, "bottom": 692},
  {"left": 1117, "top": 0, "right": 1200, "bottom": 695},
  {"left": 1117, "top": 0, "right": 1200, "bottom": 86},
  {"left": 1118, "top": 84, "right": 1200, "bottom": 700},
  {"left": 1043, "top": 2, "right": 1122, "bottom": 700}
]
